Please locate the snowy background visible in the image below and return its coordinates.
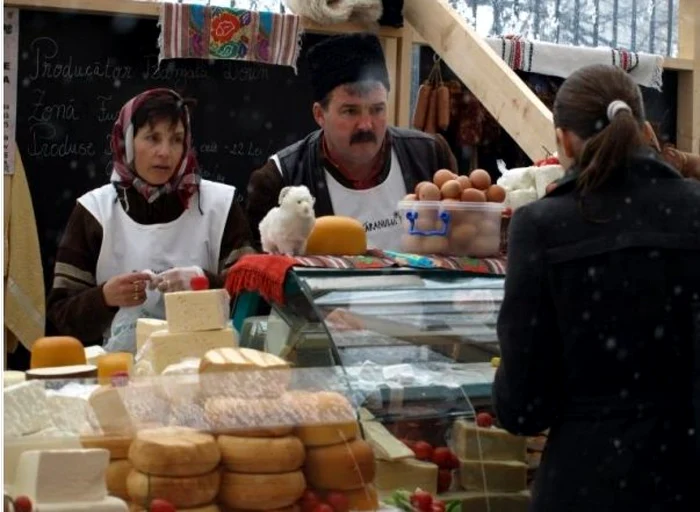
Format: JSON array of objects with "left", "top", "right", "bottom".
[{"left": 177, "top": 0, "right": 680, "bottom": 57}]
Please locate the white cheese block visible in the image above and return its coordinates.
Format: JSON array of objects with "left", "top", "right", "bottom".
[
  {"left": 136, "top": 318, "right": 168, "bottom": 353},
  {"left": 452, "top": 419, "right": 527, "bottom": 462},
  {"left": 85, "top": 346, "right": 107, "bottom": 366},
  {"left": 88, "top": 386, "right": 135, "bottom": 436},
  {"left": 146, "top": 327, "right": 238, "bottom": 374},
  {"left": 375, "top": 458, "right": 438, "bottom": 494},
  {"left": 534, "top": 164, "right": 565, "bottom": 198},
  {"left": 18, "top": 496, "right": 128, "bottom": 511},
  {"left": 47, "top": 395, "right": 90, "bottom": 433},
  {"left": 360, "top": 418, "right": 414, "bottom": 460},
  {"left": 505, "top": 187, "right": 538, "bottom": 211},
  {"left": 4, "top": 380, "right": 54, "bottom": 437},
  {"left": 496, "top": 167, "right": 536, "bottom": 191},
  {"left": 165, "top": 289, "right": 230, "bottom": 333},
  {"left": 14, "top": 448, "right": 110, "bottom": 502},
  {"left": 459, "top": 459, "right": 528, "bottom": 492},
  {"left": 4, "top": 370, "right": 26, "bottom": 387},
  {"left": 4, "top": 429, "right": 82, "bottom": 486}
]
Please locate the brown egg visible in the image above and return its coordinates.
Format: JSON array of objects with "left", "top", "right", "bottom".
[
  {"left": 456, "top": 175, "right": 472, "bottom": 190},
  {"left": 415, "top": 181, "right": 433, "bottom": 196},
  {"left": 468, "top": 236, "right": 500, "bottom": 258},
  {"left": 433, "top": 169, "right": 455, "bottom": 189},
  {"left": 441, "top": 198, "right": 466, "bottom": 225},
  {"left": 417, "top": 182, "right": 441, "bottom": 201},
  {"left": 440, "top": 180, "right": 462, "bottom": 200},
  {"left": 461, "top": 188, "right": 487, "bottom": 202},
  {"left": 403, "top": 193, "right": 418, "bottom": 201},
  {"left": 478, "top": 219, "right": 501, "bottom": 237},
  {"left": 469, "top": 169, "right": 492, "bottom": 190},
  {"left": 485, "top": 184, "right": 506, "bottom": 203},
  {"left": 401, "top": 234, "right": 424, "bottom": 254},
  {"left": 448, "top": 223, "right": 478, "bottom": 255},
  {"left": 422, "top": 235, "right": 449, "bottom": 255}
]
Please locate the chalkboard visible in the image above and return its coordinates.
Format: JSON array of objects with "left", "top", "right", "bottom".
[
  {"left": 15, "top": 9, "right": 325, "bottom": 292},
  {"left": 416, "top": 46, "right": 679, "bottom": 174}
]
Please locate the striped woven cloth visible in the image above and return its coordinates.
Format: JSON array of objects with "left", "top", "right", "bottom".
[{"left": 158, "top": 3, "right": 302, "bottom": 71}]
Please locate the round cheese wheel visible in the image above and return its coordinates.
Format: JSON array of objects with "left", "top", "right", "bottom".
[
  {"left": 130, "top": 505, "right": 221, "bottom": 512},
  {"left": 106, "top": 459, "right": 132, "bottom": 500},
  {"left": 305, "top": 216, "right": 367, "bottom": 256},
  {"left": 81, "top": 434, "right": 133, "bottom": 460},
  {"left": 30, "top": 336, "right": 86, "bottom": 369},
  {"left": 219, "top": 471, "right": 306, "bottom": 510},
  {"left": 345, "top": 485, "right": 379, "bottom": 511},
  {"left": 289, "top": 391, "right": 359, "bottom": 446},
  {"left": 217, "top": 435, "right": 305, "bottom": 473},
  {"left": 126, "top": 469, "right": 220, "bottom": 508},
  {"left": 26, "top": 364, "right": 97, "bottom": 380},
  {"left": 229, "top": 506, "right": 300, "bottom": 512},
  {"left": 129, "top": 427, "right": 220, "bottom": 477},
  {"left": 304, "top": 439, "right": 375, "bottom": 490},
  {"left": 295, "top": 422, "right": 359, "bottom": 447}
]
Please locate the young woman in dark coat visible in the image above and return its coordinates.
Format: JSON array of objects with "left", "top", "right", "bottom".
[{"left": 493, "top": 64, "right": 700, "bottom": 512}]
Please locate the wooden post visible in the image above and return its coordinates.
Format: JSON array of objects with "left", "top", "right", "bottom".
[
  {"left": 403, "top": 0, "right": 555, "bottom": 162},
  {"left": 676, "top": 0, "right": 699, "bottom": 153},
  {"left": 395, "top": 26, "right": 415, "bottom": 128}
]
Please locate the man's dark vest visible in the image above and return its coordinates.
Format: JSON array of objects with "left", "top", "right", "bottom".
[{"left": 275, "top": 127, "right": 441, "bottom": 216}]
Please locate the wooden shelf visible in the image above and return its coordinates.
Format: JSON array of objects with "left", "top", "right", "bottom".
[
  {"left": 5, "top": 0, "right": 403, "bottom": 37},
  {"left": 663, "top": 57, "right": 694, "bottom": 71}
]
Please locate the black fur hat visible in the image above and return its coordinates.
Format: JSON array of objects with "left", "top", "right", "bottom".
[{"left": 307, "top": 33, "right": 391, "bottom": 102}]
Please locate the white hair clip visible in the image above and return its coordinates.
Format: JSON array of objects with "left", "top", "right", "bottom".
[{"left": 607, "top": 100, "right": 632, "bottom": 121}]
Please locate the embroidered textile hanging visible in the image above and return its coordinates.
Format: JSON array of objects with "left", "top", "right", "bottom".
[{"left": 158, "top": 2, "right": 303, "bottom": 72}]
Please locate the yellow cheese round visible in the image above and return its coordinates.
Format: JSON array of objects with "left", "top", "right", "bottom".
[
  {"left": 345, "top": 485, "right": 380, "bottom": 511},
  {"left": 305, "top": 216, "right": 367, "bottom": 256},
  {"left": 81, "top": 435, "right": 133, "bottom": 460},
  {"left": 204, "top": 397, "right": 293, "bottom": 436},
  {"left": 304, "top": 439, "right": 376, "bottom": 490},
  {"left": 290, "top": 391, "right": 359, "bottom": 446},
  {"left": 30, "top": 336, "right": 86, "bottom": 369},
  {"left": 218, "top": 471, "right": 306, "bottom": 510},
  {"left": 106, "top": 459, "right": 132, "bottom": 500},
  {"left": 217, "top": 435, "right": 305, "bottom": 473},
  {"left": 130, "top": 505, "right": 220, "bottom": 512},
  {"left": 295, "top": 422, "right": 359, "bottom": 448},
  {"left": 126, "top": 469, "right": 220, "bottom": 508},
  {"left": 129, "top": 427, "right": 221, "bottom": 477}
]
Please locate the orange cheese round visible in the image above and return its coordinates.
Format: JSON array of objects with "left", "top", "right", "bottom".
[
  {"left": 217, "top": 435, "right": 305, "bottom": 473},
  {"left": 304, "top": 439, "right": 375, "bottom": 490},
  {"left": 126, "top": 469, "right": 220, "bottom": 508},
  {"left": 218, "top": 471, "right": 306, "bottom": 510},
  {"left": 128, "top": 427, "right": 221, "bottom": 477},
  {"left": 305, "top": 216, "right": 367, "bottom": 256},
  {"left": 30, "top": 336, "right": 86, "bottom": 369},
  {"left": 345, "top": 485, "right": 380, "bottom": 511},
  {"left": 295, "top": 422, "right": 359, "bottom": 447},
  {"left": 81, "top": 435, "right": 133, "bottom": 460}
]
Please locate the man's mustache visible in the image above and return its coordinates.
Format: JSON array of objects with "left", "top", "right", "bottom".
[{"left": 350, "top": 131, "right": 377, "bottom": 145}]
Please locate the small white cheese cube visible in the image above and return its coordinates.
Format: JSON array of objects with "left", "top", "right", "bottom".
[
  {"left": 14, "top": 448, "right": 110, "bottom": 503},
  {"left": 136, "top": 318, "right": 168, "bottom": 353},
  {"left": 4, "top": 380, "right": 54, "bottom": 437},
  {"left": 164, "top": 289, "right": 230, "bottom": 333}
]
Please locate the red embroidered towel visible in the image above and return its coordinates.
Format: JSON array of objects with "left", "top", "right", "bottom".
[{"left": 225, "top": 254, "right": 298, "bottom": 305}]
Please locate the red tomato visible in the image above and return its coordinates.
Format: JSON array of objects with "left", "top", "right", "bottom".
[
  {"left": 301, "top": 489, "right": 323, "bottom": 512},
  {"left": 412, "top": 440, "right": 434, "bottom": 461},
  {"left": 476, "top": 412, "right": 494, "bottom": 428},
  {"left": 312, "top": 504, "right": 334, "bottom": 512},
  {"left": 448, "top": 451, "right": 460, "bottom": 470},
  {"left": 150, "top": 499, "right": 176, "bottom": 512},
  {"left": 326, "top": 491, "right": 350, "bottom": 512},
  {"left": 431, "top": 499, "right": 446, "bottom": 512},
  {"left": 409, "top": 489, "right": 433, "bottom": 512},
  {"left": 437, "top": 469, "right": 452, "bottom": 493},
  {"left": 13, "top": 496, "right": 32, "bottom": 512},
  {"left": 431, "top": 447, "right": 453, "bottom": 469}
]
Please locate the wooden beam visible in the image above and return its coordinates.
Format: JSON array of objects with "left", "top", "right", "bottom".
[
  {"left": 395, "top": 26, "right": 415, "bottom": 128},
  {"left": 6, "top": 0, "right": 403, "bottom": 38},
  {"left": 379, "top": 36, "right": 399, "bottom": 126},
  {"left": 403, "top": 0, "right": 554, "bottom": 162},
  {"left": 676, "top": 0, "right": 699, "bottom": 153}
]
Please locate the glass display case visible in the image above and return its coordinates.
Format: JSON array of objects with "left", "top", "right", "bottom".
[{"left": 237, "top": 267, "right": 504, "bottom": 407}]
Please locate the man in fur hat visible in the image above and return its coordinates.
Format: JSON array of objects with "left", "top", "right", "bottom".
[{"left": 246, "top": 32, "right": 457, "bottom": 251}]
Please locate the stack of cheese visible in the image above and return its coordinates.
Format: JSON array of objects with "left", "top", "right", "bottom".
[
  {"left": 451, "top": 418, "right": 530, "bottom": 511},
  {"left": 126, "top": 427, "right": 221, "bottom": 511},
  {"left": 13, "top": 448, "right": 128, "bottom": 511},
  {"left": 199, "top": 347, "right": 307, "bottom": 510},
  {"left": 135, "top": 287, "right": 237, "bottom": 375},
  {"left": 360, "top": 409, "right": 439, "bottom": 496},
  {"left": 295, "top": 391, "right": 379, "bottom": 511}
]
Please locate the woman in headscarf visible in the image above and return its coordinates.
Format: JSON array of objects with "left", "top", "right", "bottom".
[{"left": 47, "top": 88, "right": 253, "bottom": 353}]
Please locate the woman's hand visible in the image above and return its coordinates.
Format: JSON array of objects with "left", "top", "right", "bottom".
[
  {"left": 102, "top": 271, "right": 153, "bottom": 308},
  {"left": 151, "top": 266, "right": 205, "bottom": 292}
]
